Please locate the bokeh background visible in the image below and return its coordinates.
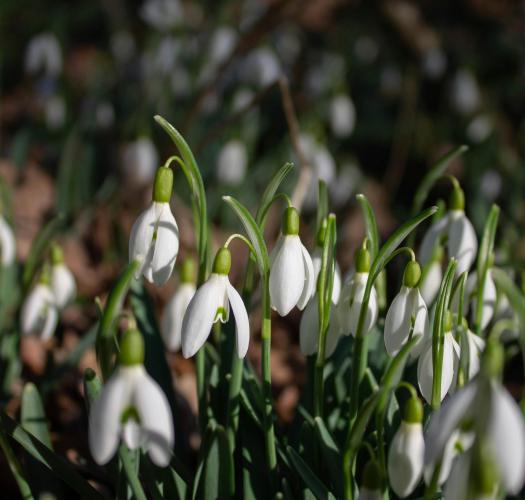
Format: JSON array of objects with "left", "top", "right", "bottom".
[{"left": 1, "top": 0, "right": 525, "bottom": 496}]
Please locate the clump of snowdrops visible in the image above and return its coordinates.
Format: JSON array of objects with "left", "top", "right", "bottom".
[{"left": 1, "top": 118, "right": 524, "bottom": 500}]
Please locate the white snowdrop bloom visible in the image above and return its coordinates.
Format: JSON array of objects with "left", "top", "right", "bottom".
[
  {"left": 89, "top": 328, "right": 174, "bottom": 467},
  {"left": 182, "top": 247, "right": 249, "bottom": 358},
  {"left": 299, "top": 299, "right": 340, "bottom": 357},
  {"left": 50, "top": 245, "right": 76, "bottom": 310},
  {"left": 419, "top": 256, "right": 443, "bottom": 306},
  {"left": 329, "top": 94, "right": 356, "bottom": 138},
  {"left": 210, "top": 27, "right": 237, "bottom": 65},
  {"left": 417, "top": 326, "right": 460, "bottom": 404},
  {"left": 129, "top": 166, "right": 179, "bottom": 286},
  {"left": 44, "top": 95, "right": 66, "bottom": 130},
  {"left": 161, "top": 259, "right": 196, "bottom": 352},
  {"left": 424, "top": 430, "right": 460, "bottom": 487},
  {"left": 421, "top": 47, "right": 447, "bottom": 79},
  {"left": 461, "top": 329, "right": 485, "bottom": 381},
  {"left": 384, "top": 261, "right": 429, "bottom": 356},
  {"left": 217, "top": 139, "right": 248, "bottom": 187},
  {"left": 25, "top": 32, "right": 62, "bottom": 77},
  {"left": 140, "top": 0, "right": 183, "bottom": 31},
  {"left": 0, "top": 215, "right": 16, "bottom": 266},
  {"left": 480, "top": 170, "right": 502, "bottom": 201},
  {"left": 21, "top": 280, "right": 58, "bottom": 341},
  {"left": 269, "top": 208, "right": 315, "bottom": 316},
  {"left": 122, "top": 137, "right": 158, "bottom": 188},
  {"left": 153, "top": 36, "right": 182, "bottom": 75},
  {"left": 467, "top": 114, "right": 493, "bottom": 143},
  {"left": 245, "top": 47, "right": 281, "bottom": 87},
  {"left": 425, "top": 341, "right": 525, "bottom": 496},
  {"left": 388, "top": 397, "right": 425, "bottom": 498},
  {"left": 419, "top": 183, "right": 477, "bottom": 276},
  {"left": 336, "top": 247, "right": 378, "bottom": 337},
  {"left": 358, "top": 460, "right": 383, "bottom": 500},
  {"left": 450, "top": 69, "right": 481, "bottom": 115},
  {"left": 311, "top": 247, "right": 341, "bottom": 304}
]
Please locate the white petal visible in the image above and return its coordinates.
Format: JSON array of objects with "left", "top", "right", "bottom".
[
  {"left": 424, "top": 431, "right": 460, "bottom": 486},
  {"left": 123, "top": 420, "right": 142, "bottom": 450},
  {"left": 51, "top": 263, "right": 76, "bottom": 309},
  {"left": 312, "top": 249, "right": 341, "bottom": 304},
  {"left": 487, "top": 382, "right": 525, "bottom": 493},
  {"left": 424, "top": 381, "right": 477, "bottom": 466},
  {"left": 443, "top": 452, "right": 470, "bottom": 500},
  {"left": 448, "top": 211, "right": 478, "bottom": 276},
  {"left": 226, "top": 281, "right": 250, "bottom": 358},
  {"left": 471, "top": 271, "right": 497, "bottom": 331},
  {"left": 269, "top": 236, "right": 305, "bottom": 316},
  {"left": 0, "top": 216, "right": 15, "bottom": 265},
  {"left": 420, "top": 261, "right": 442, "bottom": 305},
  {"left": 419, "top": 215, "right": 448, "bottom": 265},
  {"left": 21, "top": 284, "right": 56, "bottom": 338},
  {"left": 296, "top": 243, "right": 315, "bottom": 310},
  {"left": 40, "top": 304, "right": 58, "bottom": 341},
  {"left": 133, "top": 370, "right": 174, "bottom": 467},
  {"left": 89, "top": 367, "right": 134, "bottom": 465},
  {"left": 129, "top": 203, "right": 157, "bottom": 278},
  {"left": 149, "top": 203, "right": 179, "bottom": 285},
  {"left": 325, "top": 311, "right": 341, "bottom": 357},
  {"left": 388, "top": 422, "right": 425, "bottom": 497},
  {"left": 181, "top": 274, "right": 226, "bottom": 358},
  {"left": 161, "top": 283, "right": 195, "bottom": 351},
  {"left": 466, "top": 330, "right": 484, "bottom": 379},
  {"left": 384, "top": 287, "right": 412, "bottom": 356}
]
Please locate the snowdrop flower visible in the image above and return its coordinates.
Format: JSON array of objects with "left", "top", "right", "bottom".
[
  {"left": 140, "top": 0, "right": 183, "bottom": 31},
  {"left": 50, "top": 244, "right": 76, "bottom": 310},
  {"left": 452, "top": 269, "right": 496, "bottom": 332},
  {"left": 384, "top": 260, "right": 429, "bottom": 356},
  {"left": 417, "top": 314, "right": 460, "bottom": 404},
  {"left": 21, "top": 268, "right": 58, "bottom": 341},
  {"left": 242, "top": 47, "right": 281, "bottom": 87},
  {"left": 122, "top": 137, "right": 158, "bottom": 188},
  {"left": 182, "top": 247, "right": 249, "bottom": 358},
  {"left": 419, "top": 244, "right": 444, "bottom": 305},
  {"left": 0, "top": 214, "right": 15, "bottom": 266},
  {"left": 358, "top": 460, "right": 383, "bottom": 500},
  {"left": 329, "top": 94, "right": 356, "bottom": 138},
  {"left": 25, "top": 32, "right": 62, "bottom": 78},
  {"left": 419, "top": 181, "right": 477, "bottom": 276},
  {"left": 299, "top": 299, "right": 340, "bottom": 357},
  {"left": 161, "top": 259, "right": 196, "bottom": 352},
  {"left": 269, "top": 207, "right": 315, "bottom": 316},
  {"left": 129, "top": 164, "right": 179, "bottom": 285},
  {"left": 450, "top": 68, "right": 481, "bottom": 115},
  {"left": 89, "top": 327, "right": 174, "bottom": 466},
  {"left": 460, "top": 327, "right": 485, "bottom": 382},
  {"left": 425, "top": 340, "right": 525, "bottom": 496},
  {"left": 217, "top": 139, "right": 248, "bottom": 187},
  {"left": 336, "top": 245, "right": 378, "bottom": 337},
  {"left": 388, "top": 395, "right": 425, "bottom": 498}
]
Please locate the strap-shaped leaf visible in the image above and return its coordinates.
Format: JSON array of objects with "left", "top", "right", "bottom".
[
  {"left": 21, "top": 383, "right": 52, "bottom": 449},
  {"left": 356, "top": 193, "right": 379, "bottom": 259},
  {"left": 317, "top": 180, "right": 329, "bottom": 235},
  {"left": 492, "top": 269, "right": 525, "bottom": 345},
  {"left": 257, "top": 162, "right": 294, "bottom": 225},
  {"left": 223, "top": 196, "right": 269, "bottom": 274}
]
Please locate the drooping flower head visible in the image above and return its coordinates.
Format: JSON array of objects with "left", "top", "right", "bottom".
[
  {"left": 89, "top": 327, "right": 174, "bottom": 466},
  {"left": 129, "top": 163, "right": 179, "bottom": 285},
  {"left": 161, "top": 258, "right": 196, "bottom": 352},
  {"left": 419, "top": 179, "right": 477, "bottom": 277},
  {"left": 21, "top": 265, "right": 58, "bottom": 341},
  {"left": 358, "top": 459, "right": 383, "bottom": 500},
  {"left": 419, "top": 243, "right": 444, "bottom": 306},
  {"left": 269, "top": 207, "right": 315, "bottom": 316},
  {"left": 50, "top": 243, "right": 76, "bottom": 310},
  {"left": 388, "top": 395, "right": 425, "bottom": 498},
  {"left": 181, "top": 246, "right": 249, "bottom": 359},
  {"left": 336, "top": 242, "right": 378, "bottom": 337},
  {"left": 384, "top": 260, "right": 429, "bottom": 357}
]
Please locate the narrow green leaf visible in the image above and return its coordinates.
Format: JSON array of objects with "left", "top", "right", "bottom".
[
  {"left": 286, "top": 446, "right": 336, "bottom": 500},
  {"left": 356, "top": 194, "right": 379, "bottom": 259},
  {"left": 411, "top": 145, "right": 468, "bottom": 216},
  {"left": 0, "top": 410, "right": 104, "bottom": 499},
  {"left": 223, "top": 195, "right": 269, "bottom": 274},
  {"left": 257, "top": 162, "right": 294, "bottom": 225},
  {"left": 313, "top": 417, "right": 343, "bottom": 495},
  {"left": 21, "top": 383, "right": 52, "bottom": 449},
  {"left": 317, "top": 180, "right": 329, "bottom": 235},
  {"left": 22, "top": 214, "right": 65, "bottom": 290}
]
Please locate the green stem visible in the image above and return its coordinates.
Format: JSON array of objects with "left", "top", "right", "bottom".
[
  {"left": 261, "top": 272, "right": 277, "bottom": 478},
  {"left": 119, "top": 447, "right": 147, "bottom": 500},
  {"left": 0, "top": 429, "right": 34, "bottom": 500}
]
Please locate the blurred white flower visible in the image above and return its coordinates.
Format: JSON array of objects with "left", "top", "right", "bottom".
[
  {"left": 122, "top": 137, "right": 158, "bottom": 188},
  {"left": 161, "top": 282, "right": 195, "bottom": 352},
  {"left": 181, "top": 248, "right": 249, "bottom": 358},
  {"left": 198, "top": 27, "right": 237, "bottom": 84},
  {"left": 217, "top": 139, "right": 248, "bottom": 187},
  {"left": 329, "top": 94, "right": 356, "bottom": 138},
  {"left": 243, "top": 47, "right": 281, "bottom": 87},
  {"left": 25, "top": 32, "right": 62, "bottom": 77},
  {"left": 140, "top": 0, "right": 183, "bottom": 31},
  {"left": 89, "top": 336, "right": 174, "bottom": 467},
  {"left": 299, "top": 298, "right": 340, "bottom": 357},
  {"left": 170, "top": 66, "right": 191, "bottom": 98},
  {"left": 419, "top": 257, "right": 443, "bottom": 306},
  {"left": 450, "top": 69, "right": 481, "bottom": 115},
  {"left": 421, "top": 47, "right": 447, "bottom": 79},
  {"left": 0, "top": 215, "right": 16, "bottom": 266},
  {"left": 480, "top": 170, "right": 502, "bottom": 201},
  {"left": 21, "top": 283, "right": 58, "bottom": 341},
  {"left": 51, "top": 263, "right": 76, "bottom": 310},
  {"left": 467, "top": 114, "right": 493, "bottom": 143},
  {"left": 311, "top": 248, "right": 341, "bottom": 304}
]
